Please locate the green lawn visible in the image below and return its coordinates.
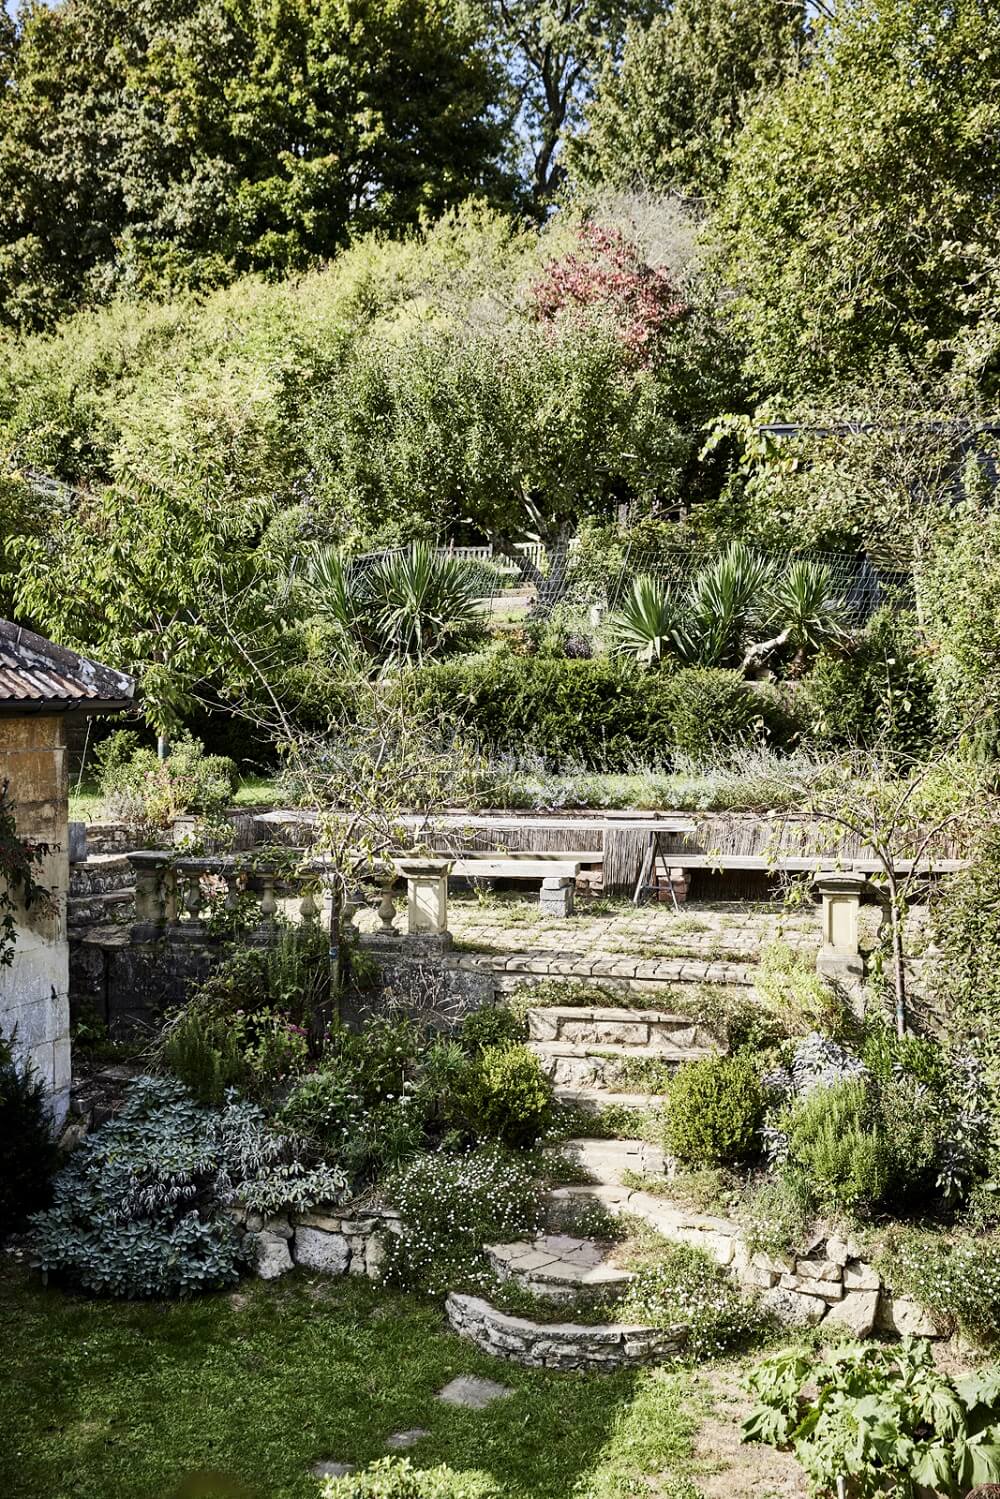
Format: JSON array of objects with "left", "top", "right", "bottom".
[{"left": 1, "top": 1265, "right": 704, "bottom": 1499}]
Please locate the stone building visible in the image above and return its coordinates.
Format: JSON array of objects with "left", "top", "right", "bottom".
[{"left": 0, "top": 621, "right": 134, "bottom": 1120}]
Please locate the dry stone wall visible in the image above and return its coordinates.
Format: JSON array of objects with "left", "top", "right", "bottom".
[{"left": 445, "top": 1293, "right": 687, "bottom": 1370}]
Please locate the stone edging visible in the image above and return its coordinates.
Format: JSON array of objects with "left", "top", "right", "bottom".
[
  {"left": 550, "top": 1185, "right": 939, "bottom": 1339},
  {"left": 445, "top": 1292, "right": 686, "bottom": 1370}
]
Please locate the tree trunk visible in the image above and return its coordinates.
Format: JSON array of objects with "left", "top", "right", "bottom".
[{"left": 888, "top": 881, "right": 907, "bottom": 1036}]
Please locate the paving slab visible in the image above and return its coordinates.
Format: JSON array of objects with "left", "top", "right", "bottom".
[
  {"left": 311, "top": 1460, "right": 356, "bottom": 1478},
  {"left": 436, "top": 1374, "right": 513, "bottom": 1409},
  {"left": 386, "top": 1429, "right": 430, "bottom": 1450}
]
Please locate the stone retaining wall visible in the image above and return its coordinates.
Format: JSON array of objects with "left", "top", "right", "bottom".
[
  {"left": 549, "top": 1186, "right": 938, "bottom": 1340},
  {"left": 445, "top": 1293, "right": 687, "bottom": 1371},
  {"left": 234, "top": 1203, "right": 402, "bottom": 1283}
]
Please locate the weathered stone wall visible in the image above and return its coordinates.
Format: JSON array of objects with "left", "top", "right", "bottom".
[
  {"left": 445, "top": 1293, "right": 687, "bottom": 1370},
  {"left": 0, "top": 714, "right": 71, "bottom": 1119}
]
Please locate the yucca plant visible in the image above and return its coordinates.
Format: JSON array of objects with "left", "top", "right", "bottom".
[
  {"left": 305, "top": 543, "right": 487, "bottom": 664},
  {"left": 608, "top": 574, "right": 686, "bottom": 663},
  {"left": 685, "top": 542, "right": 776, "bottom": 667},
  {"left": 763, "top": 559, "right": 851, "bottom": 671}
]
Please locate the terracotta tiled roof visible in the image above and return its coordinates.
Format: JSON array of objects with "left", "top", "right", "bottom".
[{"left": 0, "top": 621, "right": 135, "bottom": 712}]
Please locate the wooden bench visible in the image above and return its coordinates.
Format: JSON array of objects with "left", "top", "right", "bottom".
[{"left": 449, "top": 850, "right": 600, "bottom": 915}]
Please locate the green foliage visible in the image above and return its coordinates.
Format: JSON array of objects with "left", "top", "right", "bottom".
[
  {"left": 30, "top": 1077, "right": 345, "bottom": 1297},
  {"left": 921, "top": 505, "right": 1000, "bottom": 746},
  {"left": 876, "top": 1229, "right": 1000, "bottom": 1346},
  {"left": 935, "top": 827, "right": 1000, "bottom": 1080},
  {"left": 458, "top": 1044, "right": 552, "bottom": 1148},
  {"left": 781, "top": 1080, "right": 890, "bottom": 1218},
  {"left": 570, "top": 0, "right": 805, "bottom": 200},
  {"left": 717, "top": 0, "right": 1000, "bottom": 391},
  {"left": 0, "top": 1032, "right": 59, "bottom": 1238},
  {"left": 664, "top": 1053, "right": 764, "bottom": 1168},
  {"left": 409, "top": 656, "right": 796, "bottom": 768},
  {"left": 743, "top": 1340, "right": 1000, "bottom": 1498},
  {"left": 736, "top": 1174, "right": 815, "bottom": 1259},
  {"left": 755, "top": 941, "right": 849, "bottom": 1039},
  {"left": 609, "top": 548, "right": 849, "bottom": 676},
  {"left": 96, "top": 730, "right": 237, "bottom": 829},
  {"left": 306, "top": 544, "right": 488, "bottom": 665},
  {"left": 0, "top": 0, "right": 513, "bottom": 330},
  {"left": 800, "top": 606, "right": 937, "bottom": 753},
  {"left": 459, "top": 1006, "right": 524, "bottom": 1054},
  {"left": 161, "top": 1007, "right": 246, "bottom": 1108},
  {"left": 321, "top": 1456, "right": 498, "bottom": 1499},
  {"left": 619, "top": 1241, "right": 763, "bottom": 1361},
  {"left": 383, "top": 1144, "right": 545, "bottom": 1296}
]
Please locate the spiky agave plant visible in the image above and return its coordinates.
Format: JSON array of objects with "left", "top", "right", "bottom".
[
  {"left": 685, "top": 542, "right": 776, "bottom": 667},
  {"left": 368, "top": 542, "right": 486, "bottom": 661},
  {"left": 608, "top": 573, "right": 686, "bottom": 664}
]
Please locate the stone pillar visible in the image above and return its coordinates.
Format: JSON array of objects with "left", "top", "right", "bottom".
[
  {"left": 396, "top": 858, "right": 453, "bottom": 939},
  {"left": 539, "top": 876, "right": 574, "bottom": 917},
  {"left": 815, "top": 870, "right": 866, "bottom": 984}
]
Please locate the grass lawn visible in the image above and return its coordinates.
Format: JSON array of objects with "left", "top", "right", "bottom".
[{"left": 1, "top": 1264, "right": 706, "bottom": 1499}]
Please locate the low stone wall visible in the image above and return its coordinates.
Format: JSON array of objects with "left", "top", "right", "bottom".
[
  {"left": 549, "top": 1186, "right": 938, "bottom": 1340},
  {"left": 445, "top": 1293, "right": 687, "bottom": 1371},
  {"left": 235, "top": 1203, "right": 402, "bottom": 1282}
]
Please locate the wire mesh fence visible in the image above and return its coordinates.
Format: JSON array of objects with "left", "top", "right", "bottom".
[{"left": 327, "top": 538, "right": 911, "bottom": 632}]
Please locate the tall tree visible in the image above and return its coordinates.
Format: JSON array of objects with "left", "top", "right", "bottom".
[
  {"left": 568, "top": 0, "right": 807, "bottom": 201},
  {"left": 716, "top": 0, "right": 1000, "bottom": 394},
  {"left": 0, "top": 0, "right": 514, "bottom": 330},
  {"left": 486, "top": 0, "right": 646, "bottom": 209}
]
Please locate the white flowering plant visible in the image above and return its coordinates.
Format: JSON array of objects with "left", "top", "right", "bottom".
[
  {"left": 619, "top": 1241, "right": 764, "bottom": 1361},
  {"left": 382, "top": 1145, "right": 546, "bottom": 1298}
]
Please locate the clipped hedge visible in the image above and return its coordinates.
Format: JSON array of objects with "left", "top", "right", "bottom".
[{"left": 406, "top": 656, "right": 796, "bottom": 768}]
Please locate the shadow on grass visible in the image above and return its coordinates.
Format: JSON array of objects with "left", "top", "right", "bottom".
[{"left": 1, "top": 1265, "right": 701, "bottom": 1499}]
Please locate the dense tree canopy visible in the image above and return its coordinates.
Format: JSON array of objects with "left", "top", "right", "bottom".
[
  {"left": 569, "top": 0, "right": 806, "bottom": 201},
  {"left": 0, "top": 0, "right": 513, "bottom": 330},
  {"left": 716, "top": 0, "right": 1000, "bottom": 394}
]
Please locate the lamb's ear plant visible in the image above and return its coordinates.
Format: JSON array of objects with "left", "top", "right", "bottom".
[{"left": 743, "top": 1339, "right": 1000, "bottom": 1498}]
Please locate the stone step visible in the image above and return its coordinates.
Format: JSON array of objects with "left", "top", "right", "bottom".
[
  {"left": 68, "top": 888, "right": 135, "bottom": 928},
  {"left": 559, "top": 1137, "right": 666, "bottom": 1185},
  {"left": 531, "top": 1040, "right": 711, "bottom": 1091},
  {"left": 69, "top": 854, "right": 134, "bottom": 897},
  {"left": 526, "top": 1005, "right": 716, "bottom": 1051},
  {"left": 554, "top": 1086, "right": 664, "bottom": 1114},
  {"left": 486, "top": 1234, "right": 633, "bottom": 1302},
  {"left": 474, "top": 955, "right": 757, "bottom": 988}
]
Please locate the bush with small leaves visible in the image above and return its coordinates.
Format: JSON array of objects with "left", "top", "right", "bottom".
[
  {"left": 781, "top": 1080, "right": 891, "bottom": 1218},
  {"left": 664, "top": 1052, "right": 764, "bottom": 1167},
  {"left": 31, "top": 1077, "right": 346, "bottom": 1297},
  {"left": 321, "top": 1456, "right": 498, "bottom": 1499},
  {"left": 459, "top": 1005, "right": 523, "bottom": 1054},
  {"left": 1, "top": 1031, "right": 59, "bottom": 1238},
  {"left": 459, "top": 1044, "right": 552, "bottom": 1147}
]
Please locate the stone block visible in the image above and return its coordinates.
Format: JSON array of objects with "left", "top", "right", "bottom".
[
  {"left": 843, "top": 1260, "right": 880, "bottom": 1292},
  {"left": 779, "top": 1273, "right": 843, "bottom": 1302},
  {"left": 825, "top": 1236, "right": 851, "bottom": 1267},
  {"left": 294, "top": 1226, "right": 351, "bottom": 1276},
  {"left": 793, "top": 1258, "right": 842, "bottom": 1283},
  {"left": 761, "top": 1287, "right": 828, "bottom": 1328},
  {"left": 739, "top": 1265, "right": 779, "bottom": 1290},
  {"left": 256, "top": 1232, "right": 294, "bottom": 1280},
  {"left": 752, "top": 1251, "right": 796, "bottom": 1277},
  {"left": 876, "top": 1294, "right": 939, "bottom": 1338},
  {"left": 825, "top": 1290, "right": 879, "bottom": 1338}
]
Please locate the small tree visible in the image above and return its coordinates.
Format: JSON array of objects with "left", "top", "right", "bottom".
[{"left": 797, "top": 735, "right": 998, "bottom": 1035}]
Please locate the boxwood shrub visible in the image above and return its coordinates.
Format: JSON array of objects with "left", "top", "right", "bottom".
[{"left": 406, "top": 656, "right": 796, "bottom": 769}]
